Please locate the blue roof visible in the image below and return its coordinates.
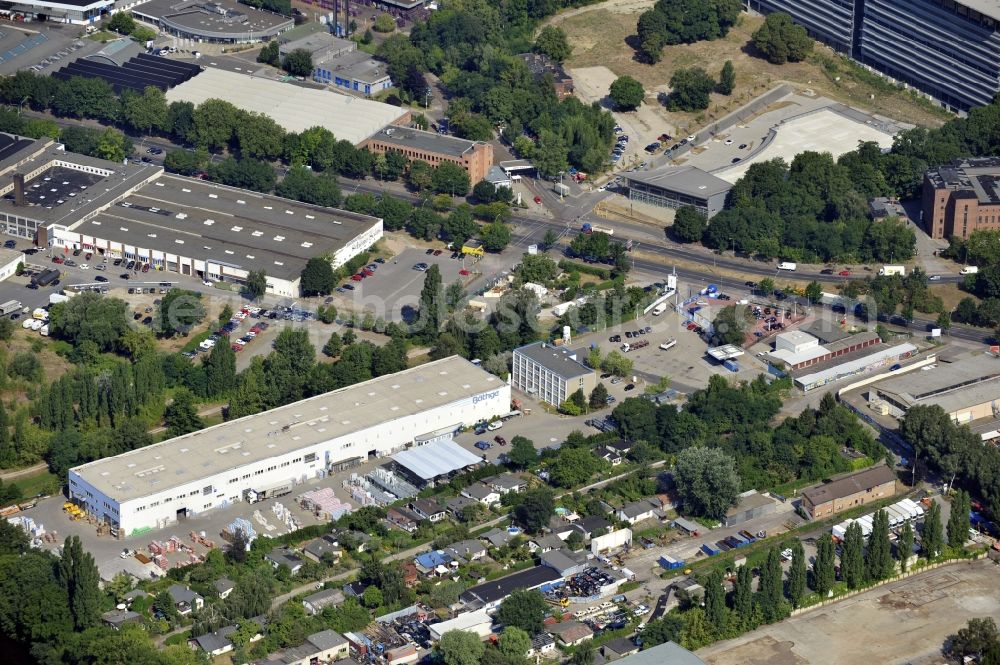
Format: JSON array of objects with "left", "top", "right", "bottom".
[{"left": 416, "top": 550, "right": 452, "bottom": 568}]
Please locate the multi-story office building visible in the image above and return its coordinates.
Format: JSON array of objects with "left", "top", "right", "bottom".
[
  {"left": 749, "top": 0, "right": 1000, "bottom": 113},
  {"left": 512, "top": 342, "right": 595, "bottom": 406},
  {"left": 922, "top": 157, "right": 1000, "bottom": 239}
]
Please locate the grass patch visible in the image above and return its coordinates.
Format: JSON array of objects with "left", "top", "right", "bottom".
[
  {"left": 163, "top": 630, "right": 190, "bottom": 647},
  {"left": 180, "top": 331, "right": 211, "bottom": 354},
  {"left": 86, "top": 31, "right": 117, "bottom": 42},
  {"left": 0, "top": 469, "right": 61, "bottom": 506}
]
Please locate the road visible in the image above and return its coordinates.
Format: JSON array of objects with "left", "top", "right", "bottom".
[{"left": 0, "top": 461, "right": 47, "bottom": 481}]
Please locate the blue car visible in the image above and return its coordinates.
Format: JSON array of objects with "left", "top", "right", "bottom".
[{"left": 475, "top": 440, "right": 492, "bottom": 450}]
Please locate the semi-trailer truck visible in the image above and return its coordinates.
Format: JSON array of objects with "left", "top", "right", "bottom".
[{"left": 243, "top": 483, "right": 292, "bottom": 504}]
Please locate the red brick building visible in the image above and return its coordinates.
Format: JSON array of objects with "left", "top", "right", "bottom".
[
  {"left": 801, "top": 464, "right": 898, "bottom": 519},
  {"left": 922, "top": 157, "right": 1000, "bottom": 240},
  {"left": 362, "top": 126, "right": 493, "bottom": 186}
]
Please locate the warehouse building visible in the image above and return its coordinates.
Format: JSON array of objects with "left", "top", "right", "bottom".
[
  {"left": 460, "top": 565, "right": 562, "bottom": 611},
  {"left": 869, "top": 356, "right": 1000, "bottom": 425},
  {"left": 68, "top": 356, "right": 510, "bottom": 536},
  {"left": 133, "top": 0, "right": 294, "bottom": 44},
  {"left": 723, "top": 490, "right": 777, "bottom": 527},
  {"left": 800, "top": 464, "right": 898, "bottom": 519},
  {"left": 624, "top": 165, "right": 732, "bottom": 219},
  {"left": 767, "top": 330, "right": 882, "bottom": 371},
  {"left": 791, "top": 342, "right": 918, "bottom": 392},
  {"left": 361, "top": 126, "right": 494, "bottom": 185},
  {"left": 390, "top": 439, "right": 483, "bottom": 488},
  {"left": 166, "top": 67, "right": 410, "bottom": 146},
  {"left": 922, "top": 157, "right": 1000, "bottom": 240},
  {"left": 613, "top": 641, "right": 707, "bottom": 665},
  {"left": 512, "top": 342, "right": 595, "bottom": 407}
]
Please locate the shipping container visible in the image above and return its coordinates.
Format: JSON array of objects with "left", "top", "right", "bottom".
[{"left": 701, "top": 543, "right": 721, "bottom": 556}]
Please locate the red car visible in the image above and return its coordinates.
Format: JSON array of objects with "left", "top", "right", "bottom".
[
  {"left": 459, "top": 269, "right": 470, "bottom": 276},
  {"left": 85, "top": 252, "right": 92, "bottom": 260},
  {"left": 534, "top": 195, "right": 542, "bottom": 204},
  {"left": 351, "top": 273, "right": 363, "bottom": 281},
  {"left": 142, "top": 264, "right": 150, "bottom": 272},
  {"left": 838, "top": 270, "right": 850, "bottom": 277},
  {"left": 231, "top": 343, "right": 242, "bottom": 352},
  {"left": 52, "top": 256, "right": 64, "bottom": 264},
  {"left": 250, "top": 325, "right": 261, "bottom": 334},
  {"left": 361, "top": 267, "right": 374, "bottom": 277}
]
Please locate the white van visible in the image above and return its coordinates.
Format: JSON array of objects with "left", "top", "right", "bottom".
[
  {"left": 652, "top": 303, "right": 667, "bottom": 316},
  {"left": 487, "top": 420, "right": 503, "bottom": 431},
  {"left": 777, "top": 262, "right": 797, "bottom": 271},
  {"left": 960, "top": 266, "right": 979, "bottom": 275}
]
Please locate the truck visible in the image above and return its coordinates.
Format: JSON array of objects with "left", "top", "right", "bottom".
[
  {"left": 0, "top": 300, "right": 21, "bottom": 315},
  {"left": 878, "top": 265, "right": 906, "bottom": 276},
  {"left": 243, "top": 483, "right": 292, "bottom": 504},
  {"left": 49, "top": 293, "right": 72, "bottom": 305},
  {"left": 960, "top": 265, "right": 979, "bottom": 275},
  {"left": 652, "top": 303, "right": 667, "bottom": 316},
  {"left": 32, "top": 307, "right": 48, "bottom": 321},
  {"left": 777, "top": 261, "right": 797, "bottom": 271},
  {"left": 621, "top": 339, "right": 649, "bottom": 353},
  {"left": 32, "top": 268, "right": 60, "bottom": 287},
  {"left": 581, "top": 223, "right": 614, "bottom": 236},
  {"left": 659, "top": 339, "right": 677, "bottom": 351}
]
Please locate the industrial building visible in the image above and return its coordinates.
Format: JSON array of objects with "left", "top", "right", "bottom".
[
  {"left": 133, "top": 0, "right": 294, "bottom": 44},
  {"left": 390, "top": 439, "right": 483, "bottom": 488},
  {"left": 68, "top": 356, "right": 510, "bottom": 536},
  {"left": 624, "top": 165, "right": 732, "bottom": 219},
  {"left": 723, "top": 490, "right": 777, "bottom": 527},
  {"left": 278, "top": 31, "right": 394, "bottom": 95},
  {"left": 0, "top": 247, "right": 25, "bottom": 282},
  {"left": 791, "top": 341, "right": 918, "bottom": 392},
  {"left": 0, "top": 0, "right": 146, "bottom": 25},
  {"left": 165, "top": 67, "right": 410, "bottom": 146},
  {"left": 459, "top": 566, "right": 562, "bottom": 611},
  {"left": 922, "top": 157, "right": 1000, "bottom": 240},
  {"left": 868, "top": 356, "right": 1000, "bottom": 426},
  {"left": 800, "top": 464, "right": 898, "bottom": 519},
  {"left": 361, "top": 127, "right": 494, "bottom": 186},
  {"left": 748, "top": 0, "right": 1000, "bottom": 112},
  {"left": 613, "top": 641, "right": 707, "bottom": 665},
  {"left": 767, "top": 330, "right": 882, "bottom": 371},
  {"left": 511, "top": 342, "right": 596, "bottom": 407}
]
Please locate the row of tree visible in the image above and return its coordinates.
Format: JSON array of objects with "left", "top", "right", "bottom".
[{"left": 635, "top": 0, "right": 742, "bottom": 63}]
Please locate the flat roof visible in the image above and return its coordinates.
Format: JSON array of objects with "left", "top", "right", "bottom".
[
  {"left": 514, "top": 342, "right": 592, "bottom": 380},
  {"left": 461, "top": 566, "right": 561, "bottom": 606},
  {"left": 319, "top": 49, "right": 390, "bottom": 84},
  {"left": 368, "top": 126, "right": 480, "bottom": 159},
  {"left": 70, "top": 356, "right": 504, "bottom": 503},
  {"left": 278, "top": 31, "right": 354, "bottom": 55},
  {"left": 801, "top": 464, "right": 896, "bottom": 506},
  {"left": 875, "top": 356, "right": 1000, "bottom": 413},
  {"left": 706, "top": 345, "right": 744, "bottom": 361},
  {"left": 166, "top": 68, "right": 407, "bottom": 145},
  {"left": 133, "top": 0, "right": 293, "bottom": 39},
  {"left": 392, "top": 440, "right": 482, "bottom": 480},
  {"left": 726, "top": 491, "right": 775, "bottom": 516},
  {"left": 957, "top": 0, "right": 1000, "bottom": 21},
  {"left": 625, "top": 165, "right": 732, "bottom": 199},
  {"left": 795, "top": 342, "right": 917, "bottom": 387},
  {"left": 614, "top": 641, "right": 707, "bottom": 665},
  {"left": 769, "top": 344, "right": 830, "bottom": 367},
  {"left": 66, "top": 173, "right": 381, "bottom": 281}
]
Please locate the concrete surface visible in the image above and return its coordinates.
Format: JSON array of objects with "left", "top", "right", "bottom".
[{"left": 698, "top": 560, "right": 1000, "bottom": 665}]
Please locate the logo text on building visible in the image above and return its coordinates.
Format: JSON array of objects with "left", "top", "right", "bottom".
[{"left": 473, "top": 390, "right": 501, "bottom": 405}]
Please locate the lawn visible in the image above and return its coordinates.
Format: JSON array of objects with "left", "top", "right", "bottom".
[
  {"left": 1, "top": 469, "right": 60, "bottom": 506},
  {"left": 558, "top": 10, "right": 951, "bottom": 129}
]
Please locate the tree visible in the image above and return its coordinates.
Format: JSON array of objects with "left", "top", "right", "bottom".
[
  {"left": 439, "top": 629, "right": 486, "bottom": 665},
  {"left": 47, "top": 292, "right": 128, "bottom": 353},
  {"left": 164, "top": 389, "right": 204, "bottom": 437},
  {"left": 673, "top": 446, "right": 740, "bottom": 519},
  {"left": 300, "top": 257, "right": 336, "bottom": 295},
  {"left": 496, "top": 590, "right": 547, "bottom": 635},
  {"left": 813, "top": 534, "right": 836, "bottom": 596},
  {"left": 756, "top": 547, "right": 787, "bottom": 623},
  {"left": 570, "top": 642, "right": 595, "bottom": 665},
  {"left": 549, "top": 446, "right": 604, "bottom": 488},
  {"left": 666, "top": 67, "right": 716, "bottom": 111},
  {"left": 589, "top": 383, "right": 609, "bottom": 410},
  {"left": 923, "top": 500, "right": 944, "bottom": 558},
  {"left": 703, "top": 568, "right": 726, "bottom": 633},
  {"left": 787, "top": 541, "right": 807, "bottom": 607},
  {"left": 193, "top": 99, "right": 240, "bottom": 152},
  {"left": 805, "top": 281, "right": 824, "bottom": 304},
  {"left": 283, "top": 48, "right": 313, "bottom": 77},
  {"left": 508, "top": 435, "right": 537, "bottom": 469},
  {"left": 600, "top": 350, "right": 634, "bottom": 377},
  {"left": 498, "top": 626, "right": 532, "bottom": 659},
  {"left": 636, "top": 0, "right": 741, "bottom": 62},
  {"left": 481, "top": 221, "right": 512, "bottom": 252},
  {"left": 416, "top": 264, "right": 444, "bottom": 342},
  {"left": 609, "top": 76, "right": 644, "bottom": 111},
  {"left": 866, "top": 509, "right": 894, "bottom": 581},
  {"left": 752, "top": 12, "right": 814, "bottom": 64},
  {"left": 277, "top": 166, "right": 342, "bottom": 207},
  {"left": 432, "top": 161, "right": 471, "bottom": 196},
  {"left": 948, "top": 489, "right": 972, "bottom": 549},
  {"left": 541, "top": 229, "right": 558, "bottom": 250},
  {"left": 58, "top": 535, "right": 101, "bottom": 630},
  {"left": 758, "top": 277, "right": 775, "bottom": 295},
  {"left": 513, "top": 486, "right": 555, "bottom": 533},
  {"left": 897, "top": 521, "right": 914, "bottom": 572},
  {"left": 155, "top": 289, "right": 206, "bottom": 337},
  {"left": 236, "top": 111, "right": 285, "bottom": 160},
  {"left": 732, "top": 565, "right": 755, "bottom": 630},
  {"left": 96, "top": 127, "right": 128, "bottom": 162},
  {"left": 718, "top": 60, "right": 736, "bottom": 94},
  {"left": 842, "top": 520, "right": 865, "bottom": 589},
  {"left": 671, "top": 206, "right": 706, "bottom": 242},
  {"left": 373, "top": 12, "right": 396, "bottom": 32},
  {"left": 258, "top": 40, "right": 280, "bottom": 66},
  {"left": 949, "top": 618, "right": 1000, "bottom": 661},
  {"left": 108, "top": 11, "right": 136, "bottom": 34},
  {"left": 362, "top": 585, "right": 384, "bottom": 608},
  {"left": 711, "top": 305, "right": 747, "bottom": 346},
  {"left": 121, "top": 86, "right": 168, "bottom": 134},
  {"left": 245, "top": 269, "right": 267, "bottom": 300}
]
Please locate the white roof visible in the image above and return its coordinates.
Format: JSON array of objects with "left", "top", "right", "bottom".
[
  {"left": 427, "top": 608, "right": 493, "bottom": 640},
  {"left": 795, "top": 343, "right": 918, "bottom": 387},
  {"left": 706, "top": 345, "right": 744, "bottom": 361},
  {"left": 392, "top": 440, "right": 483, "bottom": 480},
  {"left": 769, "top": 344, "right": 831, "bottom": 366},
  {"left": 165, "top": 68, "right": 407, "bottom": 145}
]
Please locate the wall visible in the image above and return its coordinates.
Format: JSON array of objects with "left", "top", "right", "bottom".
[{"left": 591, "top": 528, "right": 632, "bottom": 553}]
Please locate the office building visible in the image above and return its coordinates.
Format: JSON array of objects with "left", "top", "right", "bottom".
[
  {"left": 362, "top": 126, "right": 494, "bottom": 185},
  {"left": 747, "top": 0, "right": 857, "bottom": 53},
  {"left": 800, "top": 464, "right": 898, "bottom": 519},
  {"left": 512, "top": 342, "right": 596, "bottom": 406},
  {"left": 68, "top": 357, "right": 510, "bottom": 535},
  {"left": 922, "top": 157, "right": 1000, "bottom": 240},
  {"left": 625, "top": 165, "right": 733, "bottom": 219},
  {"left": 133, "top": 0, "right": 294, "bottom": 44}
]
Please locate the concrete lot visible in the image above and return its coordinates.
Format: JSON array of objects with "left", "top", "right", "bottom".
[
  {"left": 698, "top": 560, "right": 1000, "bottom": 665},
  {"left": 0, "top": 24, "right": 100, "bottom": 76}
]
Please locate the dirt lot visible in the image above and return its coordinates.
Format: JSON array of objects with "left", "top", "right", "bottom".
[
  {"left": 698, "top": 560, "right": 1000, "bottom": 665},
  {"left": 554, "top": 6, "right": 950, "bottom": 132}
]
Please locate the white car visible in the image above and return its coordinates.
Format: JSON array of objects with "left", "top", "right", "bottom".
[
  {"left": 199, "top": 339, "right": 216, "bottom": 350},
  {"left": 29, "top": 319, "right": 43, "bottom": 331},
  {"left": 234, "top": 338, "right": 247, "bottom": 346},
  {"left": 687, "top": 134, "right": 696, "bottom": 141},
  {"left": 203, "top": 279, "right": 213, "bottom": 286},
  {"left": 79, "top": 263, "right": 89, "bottom": 270},
  {"left": 486, "top": 420, "right": 503, "bottom": 431},
  {"left": 21, "top": 318, "right": 33, "bottom": 329},
  {"left": 724, "top": 139, "right": 734, "bottom": 145}
]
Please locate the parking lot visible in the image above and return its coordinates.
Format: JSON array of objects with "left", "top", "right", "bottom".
[
  {"left": 0, "top": 24, "right": 101, "bottom": 76},
  {"left": 331, "top": 247, "right": 481, "bottom": 322}
]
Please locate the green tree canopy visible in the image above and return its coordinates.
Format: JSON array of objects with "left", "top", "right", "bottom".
[
  {"left": 673, "top": 446, "right": 740, "bottom": 519},
  {"left": 666, "top": 67, "right": 716, "bottom": 111},
  {"left": 301, "top": 257, "right": 336, "bottom": 295},
  {"left": 609, "top": 76, "right": 644, "bottom": 111},
  {"left": 752, "top": 12, "right": 814, "bottom": 64},
  {"left": 534, "top": 26, "right": 572, "bottom": 62},
  {"left": 496, "top": 590, "right": 547, "bottom": 635}
]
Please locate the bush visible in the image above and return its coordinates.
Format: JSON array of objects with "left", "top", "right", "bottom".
[
  {"left": 373, "top": 12, "right": 396, "bottom": 32},
  {"left": 665, "top": 67, "right": 716, "bottom": 111}
]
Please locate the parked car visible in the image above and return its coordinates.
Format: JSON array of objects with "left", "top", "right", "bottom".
[
  {"left": 475, "top": 440, "right": 491, "bottom": 450},
  {"left": 494, "top": 436, "right": 506, "bottom": 446}
]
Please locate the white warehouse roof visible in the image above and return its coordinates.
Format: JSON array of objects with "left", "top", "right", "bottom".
[
  {"left": 393, "top": 440, "right": 483, "bottom": 480},
  {"left": 70, "top": 356, "right": 503, "bottom": 503},
  {"left": 165, "top": 68, "right": 408, "bottom": 145}
]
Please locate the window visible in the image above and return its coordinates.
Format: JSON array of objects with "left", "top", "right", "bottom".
[
  {"left": 202, "top": 485, "right": 213, "bottom": 495},
  {"left": 304, "top": 453, "right": 317, "bottom": 463}
]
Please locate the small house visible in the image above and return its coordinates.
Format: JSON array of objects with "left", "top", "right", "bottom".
[
  {"left": 445, "top": 539, "right": 488, "bottom": 563},
  {"left": 387, "top": 507, "right": 421, "bottom": 533},
  {"left": 461, "top": 482, "right": 501, "bottom": 506},
  {"left": 192, "top": 625, "right": 238, "bottom": 657},
  {"left": 265, "top": 547, "right": 304, "bottom": 575},
  {"left": 167, "top": 584, "right": 204, "bottom": 615},
  {"left": 102, "top": 609, "right": 142, "bottom": 630},
  {"left": 548, "top": 620, "right": 594, "bottom": 646},
  {"left": 409, "top": 497, "right": 447, "bottom": 522},
  {"left": 214, "top": 577, "right": 236, "bottom": 600},
  {"left": 303, "top": 588, "right": 345, "bottom": 616},
  {"left": 303, "top": 534, "right": 343, "bottom": 563},
  {"left": 483, "top": 472, "right": 527, "bottom": 495}
]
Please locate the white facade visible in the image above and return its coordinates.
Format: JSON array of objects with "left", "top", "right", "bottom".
[
  {"left": 0, "top": 249, "right": 25, "bottom": 281},
  {"left": 68, "top": 357, "right": 510, "bottom": 535}
]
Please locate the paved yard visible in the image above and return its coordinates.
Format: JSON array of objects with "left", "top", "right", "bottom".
[{"left": 699, "top": 560, "right": 1000, "bottom": 665}]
